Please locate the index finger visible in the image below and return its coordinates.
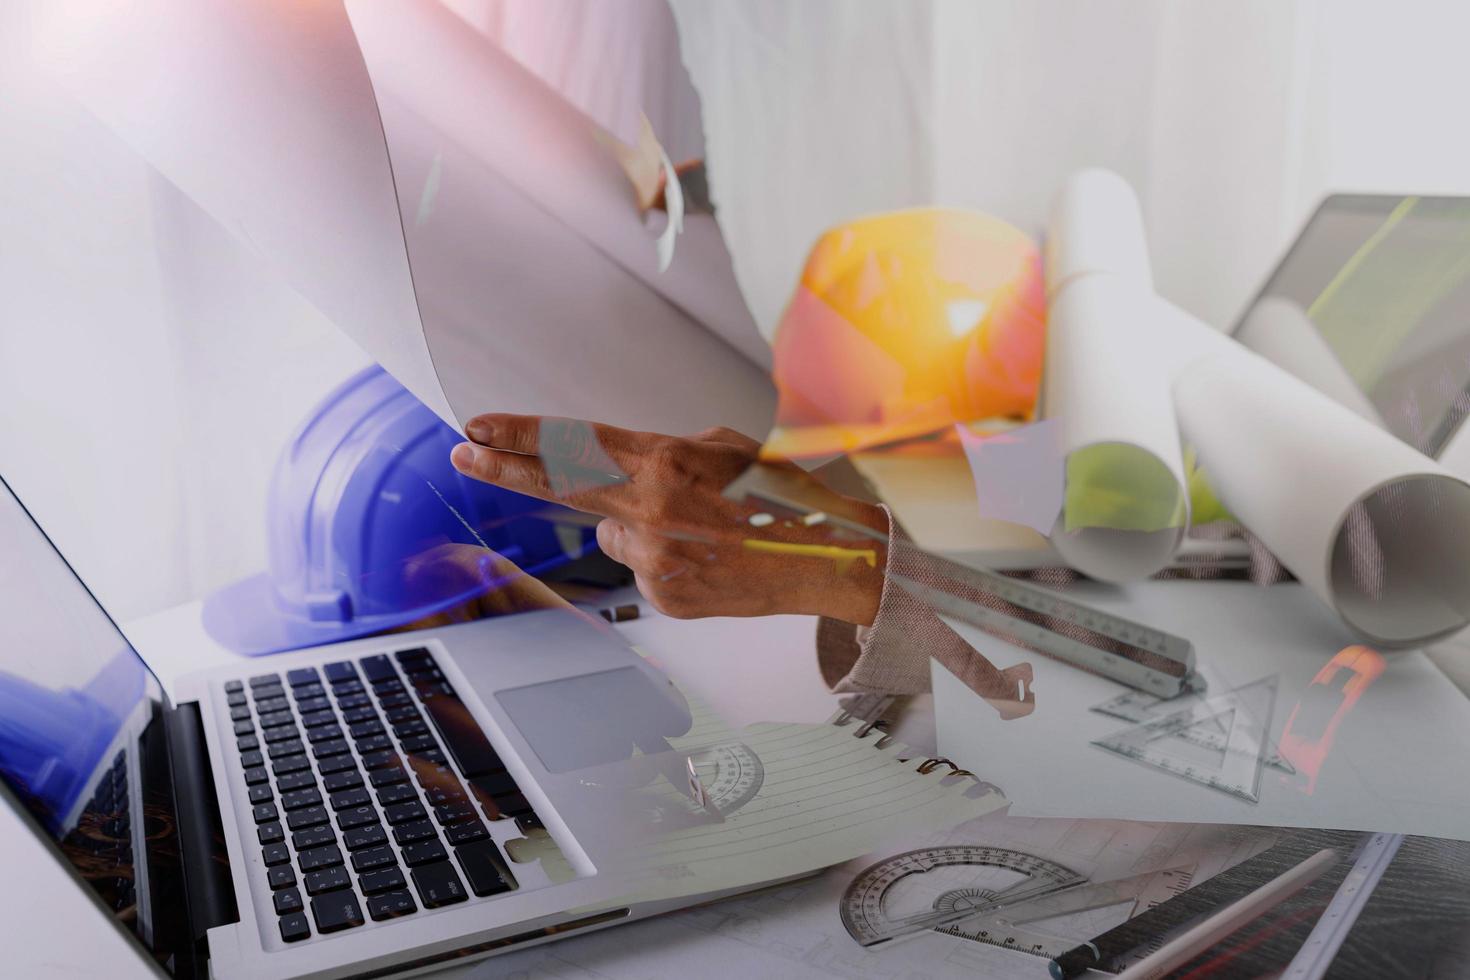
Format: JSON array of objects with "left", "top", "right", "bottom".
[
  {"left": 465, "top": 413, "right": 649, "bottom": 474},
  {"left": 451, "top": 441, "right": 637, "bottom": 519}
]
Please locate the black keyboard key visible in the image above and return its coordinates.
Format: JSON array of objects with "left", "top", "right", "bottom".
[
  {"left": 331, "top": 679, "right": 365, "bottom": 697},
  {"left": 286, "top": 806, "right": 329, "bottom": 831},
  {"left": 293, "top": 682, "right": 326, "bottom": 701},
  {"left": 433, "top": 800, "right": 475, "bottom": 826},
  {"left": 268, "top": 865, "right": 296, "bottom": 890},
  {"left": 423, "top": 783, "right": 467, "bottom": 807},
  {"left": 303, "top": 865, "right": 352, "bottom": 896},
  {"left": 263, "top": 724, "right": 301, "bottom": 745},
  {"left": 352, "top": 846, "right": 399, "bottom": 875},
  {"left": 230, "top": 705, "right": 252, "bottom": 722},
  {"left": 367, "top": 889, "right": 417, "bottom": 921},
  {"left": 371, "top": 677, "right": 405, "bottom": 696},
  {"left": 322, "top": 769, "right": 363, "bottom": 792},
  {"left": 299, "top": 710, "right": 337, "bottom": 729},
  {"left": 306, "top": 724, "right": 344, "bottom": 744},
  {"left": 490, "top": 792, "right": 533, "bottom": 819},
  {"left": 258, "top": 710, "right": 294, "bottom": 729},
  {"left": 276, "top": 770, "right": 317, "bottom": 793},
  {"left": 249, "top": 784, "right": 274, "bottom": 805},
  {"left": 358, "top": 865, "right": 406, "bottom": 892},
  {"left": 249, "top": 673, "right": 280, "bottom": 689},
  {"left": 394, "top": 647, "right": 434, "bottom": 668},
  {"left": 323, "top": 661, "right": 357, "bottom": 683},
  {"left": 310, "top": 891, "right": 364, "bottom": 933},
  {"left": 225, "top": 679, "right": 244, "bottom": 693},
  {"left": 236, "top": 734, "right": 259, "bottom": 752},
  {"left": 262, "top": 842, "right": 291, "bottom": 866},
  {"left": 369, "top": 766, "right": 408, "bottom": 788},
  {"left": 417, "top": 747, "right": 448, "bottom": 767},
  {"left": 384, "top": 801, "right": 426, "bottom": 825},
  {"left": 410, "top": 861, "right": 467, "bottom": 908},
  {"left": 294, "top": 696, "right": 330, "bottom": 714},
  {"left": 272, "top": 755, "right": 311, "bottom": 777},
  {"left": 376, "top": 783, "right": 418, "bottom": 806},
  {"left": 341, "top": 706, "right": 378, "bottom": 725},
  {"left": 287, "top": 667, "right": 320, "bottom": 687},
  {"left": 385, "top": 705, "right": 420, "bottom": 725},
  {"left": 243, "top": 767, "right": 270, "bottom": 787},
  {"left": 444, "top": 819, "right": 489, "bottom": 846},
  {"left": 360, "top": 750, "right": 399, "bottom": 771},
  {"left": 469, "top": 771, "right": 519, "bottom": 799},
  {"left": 330, "top": 788, "right": 371, "bottom": 811},
  {"left": 392, "top": 719, "right": 429, "bottom": 739},
  {"left": 415, "top": 682, "right": 455, "bottom": 701},
  {"left": 252, "top": 684, "right": 285, "bottom": 703},
  {"left": 280, "top": 787, "right": 323, "bottom": 811},
  {"left": 336, "top": 805, "right": 378, "bottom": 831},
  {"left": 252, "top": 802, "right": 279, "bottom": 825},
  {"left": 227, "top": 690, "right": 248, "bottom": 706},
  {"left": 409, "top": 667, "right": 446, "bottom": 688},
  {"left": 419, "top": 694, "right": 501, "bottom": 777},
  {"left": 274, "top": 886, "right": 304, "bottom": 915},
  {"left": 240, "top": 750, "right": 265, "bottom": 769},
  {"left": 349, "top": 720, "right": 386, "bottom": 740},
  {"left": 399, "top": 734, "right": 437, "bottom": 754},
  {"left": 377, "top": 691, "right": 413, "bottom": 710},
  {"left": 400, "top": 839, "right": 448, "bottom": 868},
  {"left": 257, "top": 822, "right": 284, "bottom": 845},
  {"left": 292, "top": 825, "right": 336, "bottom": 851},
  {"left": 253, "top": 695, "right": 289, "bottom": 714},
  {"left": 297, "top": 844, "right": 344, "bottom": 872},
  {"left": 354, "top": 733, "right": 392, "bottom": 754},
  {"left": 318, "top": 755, "right": 357, "bottom": 776},
  {"left": 335, "top": 693, "right": 371, "bottom": 711},
  {"left": 312, "top": 739, "right": 350, "bottom": 760},
  {"left": 360, "top": 655, "right": 395, "bottom": 682},
  {"left": 454, "top": 839, "right": 513, "bottom": 896},
  {"left": 233, "top": 721, "right": 255, "bottom": 738},
  {"left": 343, "top": 823, "right": 388, "bottom": 851},
  {"left": 393, "top": 819, "right": 437, "bottom": 846},
  {"left": 278, "top": 911, "right": 310, "bottom": 943},
  {"left": 268, "top": 740, "right": 306, "bottom": 761}
]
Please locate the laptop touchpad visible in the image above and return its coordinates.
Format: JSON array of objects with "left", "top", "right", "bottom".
[{"left": 495, "top": 666, "right": 693, "bottom": 773}]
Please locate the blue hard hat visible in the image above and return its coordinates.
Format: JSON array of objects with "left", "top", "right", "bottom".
[{"left": 203, "top": 366, "right": 593, "bottom": 656}]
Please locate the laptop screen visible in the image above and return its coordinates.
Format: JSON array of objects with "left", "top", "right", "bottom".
[
  {"left": 1233, "top": 194, "right": 1470, "bottom": 459},
  {"left": 0, "top": 477, "right": 189, "bottom": 970}
]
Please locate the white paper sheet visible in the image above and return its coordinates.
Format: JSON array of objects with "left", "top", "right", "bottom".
[{"left": 933, "top": 579, "right": 1470, "bottom": 840}]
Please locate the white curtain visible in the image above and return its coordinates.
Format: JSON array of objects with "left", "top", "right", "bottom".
[{"left": 670, "top": 0, "right": 1470, "bottom": 336}]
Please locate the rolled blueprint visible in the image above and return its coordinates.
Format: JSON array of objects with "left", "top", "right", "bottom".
[
  {"left": 1173, "top": 344, "right": 1470, "bottom": 647},
  {"left": 1234, "top": 296, "right": 1386, "bottom": 427},
  {"left": 1043, "top": 170, "right": 1188, "bottom": 582}
]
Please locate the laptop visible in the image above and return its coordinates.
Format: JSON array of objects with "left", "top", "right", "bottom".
[{"left": 0, "top": 473, "right": 752, "bottom": 979}]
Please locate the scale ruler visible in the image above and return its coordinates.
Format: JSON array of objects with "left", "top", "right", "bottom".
[
  {"left": 1281, "top": 832, "right": 1404, "bottom": 980},
  {"left": 728, "top": 462, "right": 1196, "bottom": 697}
]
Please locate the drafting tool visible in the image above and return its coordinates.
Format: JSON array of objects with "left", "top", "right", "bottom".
[
  {"left": 938, "top": 865, "right": 1195, "bottom": 958},
  {"left": 1280, "top": 832, "right": 1403, "bottom": 980},
  {"left": 841, "top": 845, "right": 1089, "bottom": 946},
  {"left": 1050, "top": 829, "right": 1362, "bottom": 979},
  {"left": 681, "top": 743, "right": 764, "bottom": 817},
  {"left": 1092, "top": 686, "right": 1295, "bottom": 774},
  {"left": 1092, "top": 676, "right": 1280, "bottom": 803},
  {"left": 727, "top": 462, "right": 1197, "bottom": 697}
]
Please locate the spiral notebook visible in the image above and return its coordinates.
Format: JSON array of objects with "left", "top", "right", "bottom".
[{"left": 613, "top": 692, "right": 1008, "bottom": 905}]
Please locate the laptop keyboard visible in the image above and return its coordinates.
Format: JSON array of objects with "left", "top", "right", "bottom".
[{"left": 225, "top": 647, "right": 541, "bottom": 944}]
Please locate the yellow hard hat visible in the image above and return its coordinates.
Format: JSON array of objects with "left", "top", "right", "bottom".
[{"left": 763, "top": 208, "right": 1046, "bottom": 460}]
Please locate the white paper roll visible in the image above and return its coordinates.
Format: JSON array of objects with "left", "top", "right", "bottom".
[
  {"left": 1045, "top": 168, "right": 1154, "bottom": 298},
  {"left": 1173, "top": 345, "right": 1470, "bottom": 646},
  {"left": 1234, "top": 296, "right": 1386, "bottom": 427}
]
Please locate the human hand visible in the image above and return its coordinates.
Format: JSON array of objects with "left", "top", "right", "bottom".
[
  {"left": 391, "top": 542, "right": 578, "bottom": 632},
  {"left": 448, "top": 415, "right": 889, "bottom": 625}
]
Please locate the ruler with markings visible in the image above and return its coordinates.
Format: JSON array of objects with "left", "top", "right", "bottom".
[
  {"left": 1280, "top": 832, "right": 1404, "bottom": 980},
  {"left": 726, "top": 458, "right": 1196, "bottom": 697}
]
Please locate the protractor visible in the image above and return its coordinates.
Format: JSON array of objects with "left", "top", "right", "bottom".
[
  {"left": 684, "top": 743, "right": 764, "bottom": 816},
  {"left": 840, "top": 845, "right": 1086, "bottom": 947}
]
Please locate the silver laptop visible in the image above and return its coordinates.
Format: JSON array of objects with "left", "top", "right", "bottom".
[{"left": 0, "top": 473, "right": 751, "bottom": 979}]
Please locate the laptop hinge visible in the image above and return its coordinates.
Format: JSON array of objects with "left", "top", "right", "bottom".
[{"left": 164, "top": 702, "right": 238, "bottom": 971}]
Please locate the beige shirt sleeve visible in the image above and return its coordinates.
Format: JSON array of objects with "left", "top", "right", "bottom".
[{"left": 815, "top": 506, "right": 1033, "bottom": 709}]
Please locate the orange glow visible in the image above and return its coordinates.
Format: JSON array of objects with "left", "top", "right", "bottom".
[
  {"left": 1278, "top": 645, "right": 1385, "bottom": 794},
  {"left": 763, "top": 209, "right": 1047, "bottom": 460}
]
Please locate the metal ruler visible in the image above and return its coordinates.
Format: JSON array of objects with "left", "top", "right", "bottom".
[
  {"left": 729, "top": 462, "right": 1196, "bottom": 697},
  {"left": 1280, "top": 832, "right": 1404, "bottom": 980}
]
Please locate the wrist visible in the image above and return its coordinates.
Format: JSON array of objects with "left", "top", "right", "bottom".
[{"left": 810, "top": 501, "right": 889, "bottom": 626}]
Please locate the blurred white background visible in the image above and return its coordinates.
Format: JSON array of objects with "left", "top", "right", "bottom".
[{"left": 4, "top": 0, "right": 1470, "bottom": 623}]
